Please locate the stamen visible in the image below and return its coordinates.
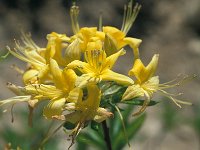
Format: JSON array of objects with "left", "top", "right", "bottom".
[
  {"left": 175, "top": 99, "right": 193, "bottom": 106},
  {"left": 98, "top": 11, "right": 103, "bottom": 31},
  {"left": 158, "top": 89, "right": 183, "bottom": 97},
  {"left": 70, "top": 3, "right": 80, "bottom": 34},
  {"left": 158, "top": 89, "right": 192, "bottom": 108},
  {"left": 159, "top": 74, "right": 197, "bottom": 89},
  {"left": 121, "top": 1, "right": 141, "bottom": 35},
  {"left": 20, "top": 31, "right": 40, "bottom": 50},
  {"left": 11, "top": 64, "right": 24, "bottom": 74}
]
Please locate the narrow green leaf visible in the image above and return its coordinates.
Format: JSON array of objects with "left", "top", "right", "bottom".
[
  {"left": 63, "top": 121, "right": 76, "bottom": 130},
  {"left": 91, "top": 121, "right": 100, "bottom": 131},
  {"left": 121, "top": 99, "right": 159, "bottom": 106},
  {"left": 112, "top": 113, "right": 146, "bottom": 150},
  {"left": 76, "top": 130, "right": 106, "bottom": 149},
  {"left": 110, "top": 106, "right": 133, "bottom": 140}
]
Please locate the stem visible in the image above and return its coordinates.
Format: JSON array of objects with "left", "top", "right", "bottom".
[
  {"left": 38, "top": 122, "right": 64, "bottom": 149},
  {"left": 102, "top": 120, "right": 112, "bottom": 150}
]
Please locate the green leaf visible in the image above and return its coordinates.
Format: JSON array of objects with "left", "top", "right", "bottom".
[
  {"left": 121, "top": 98, "right": 159, "bottom": 106},
  {"left": 63, "top": 121, "right": 76, "bottom": 130},
  {"left": 91, "top": 121, "right": 100, "bottom": 131},
  {"left": 76, "top": 129, "right": 106, "bottom": 149},
  {"left": 110, "top": 106, "right": 133, "bottom": 138},
  {"left": 112, "top": 113, "right": 146, "bottom": 150}
]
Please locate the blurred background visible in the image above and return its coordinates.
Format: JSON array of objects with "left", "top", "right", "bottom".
[{"left": 0, "top": 0, "right": 200, "bottom": 149}]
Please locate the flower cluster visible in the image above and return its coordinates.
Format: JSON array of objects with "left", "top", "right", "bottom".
[{"left": 0, "top": 1, "right": 192, "bottom": 145}]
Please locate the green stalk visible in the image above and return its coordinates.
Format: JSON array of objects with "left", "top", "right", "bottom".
[{"left": 102, "top": 120, "right": 112, "bottom": 150}]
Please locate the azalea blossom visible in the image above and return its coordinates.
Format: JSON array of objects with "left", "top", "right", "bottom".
[
  {"left": 122, "top": 51, "right": 192, "bottom": 115},
  {"left": 0, "top": 1, "right": 193, "bottom": 149},
  {"left": 67, "top": 46, "right": 134, "bottom": 87}
]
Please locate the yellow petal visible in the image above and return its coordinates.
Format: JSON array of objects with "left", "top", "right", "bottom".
[
  {"left": 84, "top": 84, "right": 101, "bottom": 109},
  {"left": 96, "top": 31, "right": 105, "bottom": 40},
  {"left": 50, "top": 58, "right": 65, "bottom": 89},
  {"left": 101, "top": 70, "right": 134, "bottom": 85},
  {"left": 129, "top": 58, "right": 146, "bottom": 83},
  {"left": 103, "top": 26, "right": 126, "bottom": 49},
  {"left": 94, "top": 107, "right": 113, "bottom": 123},
  {"left": 75, "top": 84, "right": 101, "bottom": 120},
  {"left": 104, "top": 49, "right": 126, "bottom": 69},
  {"left": 37, "top": 64, "right": 50, "bottom": 82},
  {"left": 46, "top": 33, "right": 68, "bottom": 66},
  {"left": 123, "top": 37, "right": 142, "bottom": 59},
  {"left": 146, "top": 54, "right": 159, "bottom": 79},
  {"left": 47, "top": 32, "right": 70, "bottom": 42},
  {"left": 0, "top": 96, "right": 31, "bottom": 108},
  {"left": 103, "top": 26, "right": 125, "bottom": 40},
  {"left": 122, "top": 84, "right": 144, "bottom": 101},
  {"left": 86, "top": 40, "right": 102, "bottom": 51},
  {"left": 123, "top": 37, "right": 142, "bottom": 50},
  {"left": 67, "top": 88, "right": 83, "bottom": 103},
  {"left": 142, "top": 76, "right": 159, "bottom": 97},
  {"left": 79, "top": 27, "right": 97, "bottom": 37},
  {"left": 25, "top": 84, "right": 63, "bottom": 100},
  {"left": 43, "top": 98, "right": 66, "bottom": 119},
  {"left": 129, "top": 54, "right": 159, "bottom": 84},
  {"left": 7, "top": 83, "right": 26, "bottom": 96},
  {"left": 23, "top": 69, "right": 39, "bottom": 84},
  {"left": 63, "top": 68, "right": 77, "bottom": 90},
  {"left": 67, "top": 60, "right": 94, "bottom": 74},
  {"left": 75, "top": 73, "right": 97, "bottom": 88},
  {"left": 65, "top": 38, "right": 81, "bottom": 63},
  {"left": 78, "top": 27, "right": 97, "bottom": 51}
]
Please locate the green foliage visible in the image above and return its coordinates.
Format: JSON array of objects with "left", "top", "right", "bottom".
[
  {"left": 64, "top": 121, "right": 76, "bottom": 130},
  {"left": 76, "top": 105, "right": 146, "bottom": 150},
  {"left": 75, "top": 81, "right": 158, "bottom": 150},
  {"left": 120, "top": 99, "right": 159, "bottom": 106},
  {"left": 161, "top": 101, "right": 178, "bottom": 130},
  {"left": 0, "top": 103, "right": 60, "bottom": 150},
  {"left": 193, "top": 105, "right": 200, "bottom": 134}
]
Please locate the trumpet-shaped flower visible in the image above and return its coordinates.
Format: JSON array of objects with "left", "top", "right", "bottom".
[
  {"left": 103, "top": 26, "right": 142, "bottom": 56},
  {"left": 67, "top": 40, "right": 134, "bottom": 87},
  {"left": 122, "top": 53, "right": 192, "bottom": 116},
  {"left": 7, "top": 32, "right": 73, "bottom": 84},
  {"left": 62, "top": 84, "right": 113, "bottom": 142},
  {"left": 7, "top": 33, "right": 48, "bottom": 84},
  {"left": 45, "top": 32, "right": 71, "bottom": 66},
  {"left": 24, "top": 58, "right": 80, "bottom": 119}
]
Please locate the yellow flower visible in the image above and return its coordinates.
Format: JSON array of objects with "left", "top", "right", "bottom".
[
  {"left": 73, "top": 27, "right": 100, "bottom": 51},
  {"left": 71, "top": 26, "right": 142, "bottom": 58},
  {"left": 7, "top": 32, "right": 74, "bottom": 84},
  {"left": 62, "top": 84, "right": 113, "bottom": 139},
  {"left": 7, "top": 33, "right": 49, "bottom": 84},
  {"left": 25, "top": 58, "right": 80, "bottom": 119},
  {"left": 103, "top": 26, "right": 142, "bottom": 56},
  {"left": 67, "top": 40, "right": 134, "bottom": 87},
  {"left": 122, "top": 53, "right": 192, "bottom": 116},
  {"left": 45, "top": 32, "right": 71, "bottom": 66}
]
